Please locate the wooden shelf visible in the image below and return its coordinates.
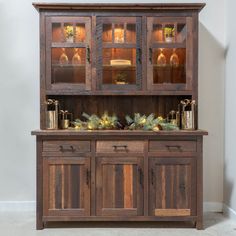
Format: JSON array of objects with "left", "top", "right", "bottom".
[
  {"left": 32, "top": 129, "right": 208, "bottom": 136},
  {"left": 52, "top": 64, "right": 86, "bottom": 68},
  {"left": 152, "top": 42, "right": 186, "bottom": 49},
  {"left": 152, "top": 64, "right": 185, "bottom": 68},
  {"left": 45, "top": 90, "right": 193, "bottom": 96},
  {"left": 103, "top": 43, "right": 137, "bottom": 48},
  {"left": 51, "top": 42, "right": 86, "bottom": 48}
]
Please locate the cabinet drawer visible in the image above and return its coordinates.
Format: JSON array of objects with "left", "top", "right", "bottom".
[
  {"left": 96, "top": 141, "right": 144, "bottom": 153},
  {"left": 43, "top": 141, "right": 91, "bottom": 154},
  {"left": 149, "top": 140, "right": 196, "bottom": 153}
]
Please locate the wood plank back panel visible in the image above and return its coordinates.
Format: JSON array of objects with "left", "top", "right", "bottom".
[{"left": 49, "top": 95, "right": 191, "bottom": 123}]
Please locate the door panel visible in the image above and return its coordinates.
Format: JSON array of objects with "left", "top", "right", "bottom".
[
  {"left": 43, "top": 158, "right": 90, "bottom": 216},
  {"left": 147, "top": 17, "right": 193, "bottom": 91},
  {"left": 96, "top": 157, "right": 143, "bottom": 216},
  {"left": 149, "top": 157, "right": 196, "bottom": 216},
  {"left": 96, "top": 17, "right": 142, "bottom": 91},
  {"left": 46, "top": 16, "right": 92, "bottom": 91}
]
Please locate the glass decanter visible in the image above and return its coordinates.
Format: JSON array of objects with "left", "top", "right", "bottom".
[
  {"left": 157, "top": 48, "right": 167, "bottom": 66},
  {"left": 170, "top": 48, "right": 179, "bottom": 67},
  {"left": 59, "top": 48, "right": 69, "bottom": 65},
  {"left": 72, "top": 48, "right": 81, "bottom": 65}
]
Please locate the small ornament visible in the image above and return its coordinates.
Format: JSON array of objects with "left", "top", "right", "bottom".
[{"left": 64, "top": 25, "right": 74, "bottom": 43}]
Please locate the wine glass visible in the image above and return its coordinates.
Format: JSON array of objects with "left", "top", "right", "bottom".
[
  {"left": 170, "top": 48, "right": 179, "bottom": 67},
  {"left": 72, "top": 48, "right": 81, "bottom": 65},
  {"left": 59, "top": 48, "right": 69, "bottom": 65},
  {"left": 157, "top": 48, "right": 167, "bottom": 66}
]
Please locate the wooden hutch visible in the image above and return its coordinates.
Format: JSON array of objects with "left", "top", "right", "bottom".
[{"left": 32, "top": 3, "right": 207, "bottom": 230}]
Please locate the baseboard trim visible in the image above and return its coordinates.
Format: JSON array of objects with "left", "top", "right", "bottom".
[
  {"left": 0, "top": 201, "right": 35, "bottom": 212},
  {"left": 0, "top": 201, "right": 223, "bottom": 212},
  {"left": 203, "top": 202, "right": 223, "bottom": 212},
  {"left": 223, "top": 204, "right": 236, "bottom": 220}
]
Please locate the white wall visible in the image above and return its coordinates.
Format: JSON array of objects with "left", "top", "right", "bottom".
[
  {"left": 224, "top": 0, "right": 236, "bottom": 214},
  {"left": 0, "top": 0, "right": 225, "bottom": 210}
]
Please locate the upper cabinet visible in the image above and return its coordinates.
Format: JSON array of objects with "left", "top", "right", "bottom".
[
  {"left": 43, "top": 13, "right": 196, "bottom": 94},
  {"left": 45, "top": 17, "right": 92, "bottom": 91},
  {"left": 147, "top": 17, "right": 193, "bottom": 91},
  {"left": 96, "top": 17, "right": 142, "bottom": 91}
]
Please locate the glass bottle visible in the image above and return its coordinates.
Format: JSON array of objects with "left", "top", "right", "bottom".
[
  {"left": 157, "top": 48, "right": 167, "bottom": 66},
  {"left": 170, "top": 48, "right": 179, "bottom": 67},
  {"left": 59, "top": 48, "right": 69, "bottom": 65},
  {"left": 72, "top": 48, "right": 81, "bottom": 65}
]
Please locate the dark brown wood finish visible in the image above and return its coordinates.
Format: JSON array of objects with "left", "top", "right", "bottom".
[{"left": 32, "top": 3, "right": 207, "bottom": 230}]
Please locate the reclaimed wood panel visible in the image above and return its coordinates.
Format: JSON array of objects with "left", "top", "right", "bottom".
[
  {"left": 149, "top": 157, "right": 195, "bottom": 217},
  {"left": 43, "top": 140, "right": 90, "bottom": 153},
  {"left": 48, "top": 95, "right": 190, "bottom": 124},
  {"left": 155, "top": 209, "right": 190, "bottom": 216},
  {"left": 43, "top": 158, "right": 90, "bottom": 216},
  {"left": 96, "top": 157, "right": 143, "bottom": 216},
  {"left": 149, "top": 140, "right": 196, "bottom": 153},
  {"left": 96, "top": 140, "right": 144, "bottom": 153}
]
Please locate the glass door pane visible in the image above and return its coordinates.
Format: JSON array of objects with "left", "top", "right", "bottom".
[
  {"left": 152, "top": 48, "right": 186, "bottom": 84},
  {"left": 97, "top": 17, "right": 142, "bottom": 90},
  {"left": 103, "top": 48, "right": 136, "bottom": 85},
  {"left": 51, "top": 47, "right": 86, "bottom": 84},
  {"left": 147, "top": 17, "right": 192, "bottom": 91},
  {"left": 46, "top": 17, "right": 91, "bottom": 91}
]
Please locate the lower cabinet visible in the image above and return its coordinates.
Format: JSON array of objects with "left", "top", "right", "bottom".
[
  {"left": 96, "top": 156, "right": 144, "bottom": 216},
  {"left": 149, "top": 157, "right": 196, "bottom": 217},
  {"left": 37, "top": 137, "right": 203, "bottom": 229},
  {"left": 43, "top": 157, "right": 90, "bottom": 216}
]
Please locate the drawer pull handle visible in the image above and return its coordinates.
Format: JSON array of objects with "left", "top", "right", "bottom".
[
  {"left": 86, "top": 169, "right": 90, "bottom": 186},
  {"left": 151, "top": 168, "right": 155, "bottom": 185},
  {"left": 179, "top": 183, "right": 186, "bottom": 191},
  {"left": 112, "top": 145, "right": 128, "bottom": 152},
  {"left": 149, "top": 48, "right": 153, "bottom": 63},
  {"left": 166, "top": 145, "right": 182, "bottom": 151},
  {"left": 86, "top": 46, "right": 91, "bottom": 63},
  {"left": 59, "top": 145, "right": 75, "bottom": 152},
  {"left": 138, "top": 167, "right": 143, "bottom": 187}
]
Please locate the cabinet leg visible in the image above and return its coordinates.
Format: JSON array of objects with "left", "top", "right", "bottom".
[
  {"left": 36, "top": 218, "right": 44, "bottom": 230},
  {"left": 196, "top": 219, "right": 203, "bottom": 230}
]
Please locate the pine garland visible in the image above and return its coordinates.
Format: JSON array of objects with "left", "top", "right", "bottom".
[{"left": 72, "top": 112, "right": 179, "bottom": 131}]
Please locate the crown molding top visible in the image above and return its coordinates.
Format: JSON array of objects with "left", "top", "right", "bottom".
[{"left": 33, "top": 3, "right": 206, "bottom": 12}]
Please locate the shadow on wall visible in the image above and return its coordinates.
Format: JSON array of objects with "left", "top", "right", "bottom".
[
  {"left": 198, "top": 23, "right": 225, "bottom": 205},
  {"left": 223, "top": 166, "right": 234, "bottom": 211}
]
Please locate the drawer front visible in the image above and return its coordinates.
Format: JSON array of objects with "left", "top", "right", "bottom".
[
  {"left": 96, "top": 141, "right": 144, "bottom": 153},
  {"left": 149, "top": 140, "right": 197, "bottom": 153},
  {"left": 43, "top": 141, "right": 91, "bottom": 154}
]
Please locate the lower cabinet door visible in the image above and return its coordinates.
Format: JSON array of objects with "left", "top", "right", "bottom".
[
  {"left": 96, "top": 157, "right": 144, "bottom": 216},
  {"left": 149, "top": 157, "right": 196, "bottom": 217},
  {"left": 43, "top": 158, "right": 90, "bottom": 216}
]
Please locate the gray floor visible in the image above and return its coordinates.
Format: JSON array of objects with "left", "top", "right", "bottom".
[{"left": 1, "top": 212, "right": 236, "bottom": 236}]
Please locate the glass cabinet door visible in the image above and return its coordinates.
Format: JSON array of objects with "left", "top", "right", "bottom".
[
  {"left": 96, "top": 17, "right": 142, "bottom": 90},
  {"left": 147, "top": 17, "right": 193, "bottom": 91},
  {"left": 46, "top": 17, "right": 91, "bottom": 91}
]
